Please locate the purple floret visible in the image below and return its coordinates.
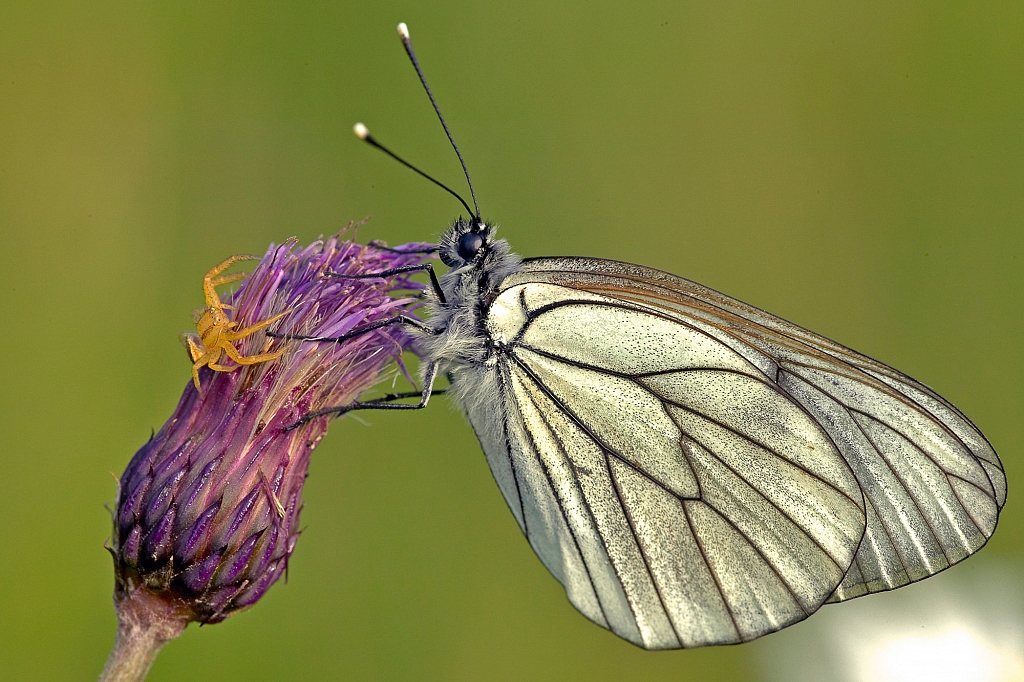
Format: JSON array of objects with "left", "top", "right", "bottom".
[{"left": 111, "top": 233, "right": 433, "bottom": 624}]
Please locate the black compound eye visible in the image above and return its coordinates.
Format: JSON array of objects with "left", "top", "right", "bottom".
[{"left": 457, "top": 232, "right": 484, "bottom": 262}]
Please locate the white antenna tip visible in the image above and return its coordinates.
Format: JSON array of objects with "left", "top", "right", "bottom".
[
  {"left": 397, "top": 22, "right": 409, "bottom": 40},
  {"left": 353, "top": 122, "right": 369, "bottom": 140}
]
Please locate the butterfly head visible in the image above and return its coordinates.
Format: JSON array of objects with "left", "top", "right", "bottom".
[{"left": 439, "top": 218, "right": 492, "bottom": 269}]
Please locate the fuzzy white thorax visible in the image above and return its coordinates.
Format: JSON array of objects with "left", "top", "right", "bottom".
[{"left": 416, "top": 222, "right": 522, "bottom": 432}]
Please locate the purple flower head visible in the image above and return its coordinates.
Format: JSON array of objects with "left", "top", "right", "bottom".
[{"left": 110, "top": 233, "right": 432, "bottom": 626}]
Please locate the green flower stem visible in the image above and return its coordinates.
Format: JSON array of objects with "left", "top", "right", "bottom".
[{"left": 99, "top": 586, "right": 187, "bottom": 682}]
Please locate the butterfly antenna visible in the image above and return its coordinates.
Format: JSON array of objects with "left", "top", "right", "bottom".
[
  {"left": 397, "top": 22, "right": 481, "bottom": 221},
  {"left": 353, "top": 123, "right": 475, "bottom": 218}
]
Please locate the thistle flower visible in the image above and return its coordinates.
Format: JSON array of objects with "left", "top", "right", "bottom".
[{"left": 101, "top": 233, "right": 432, "bottom": 681}]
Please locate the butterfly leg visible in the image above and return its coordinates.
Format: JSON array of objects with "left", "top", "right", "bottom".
[
  {"left": 283, "top": 362, "right": 441, "bottom": 431},
  {"left": 269, "top": 314, "right": 436, "bottom": 344},
  {"left": 339, "top": 370, "right": 454, "bottom": 406},
  {"left": 325, "top": 263, "right": 445, "bottom": 304},
  {"left": 359, "top": 386, "right": 449, "bottom": 406},
  {"left": 367, "top": 240, "right": 439, "bottom": 255}
]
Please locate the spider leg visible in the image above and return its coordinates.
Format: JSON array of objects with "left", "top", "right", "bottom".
[
  {"left": 224, "top": 309, "right": 291, "bottom": 340},
  {"left": 208, "top": 272, "right": 247, "bottom": 288},
  {"left": 203, "top": 347, "right": 224, "bottom": 369},
  {"left": 191, "top": 352, "right": 214, "bottom": 390},
  {"left": 203, "top": 254, "right": 258, "bottom": 306},
  {"left": 205, "top": 254, "right": 259, "bottom": 280},
  {"left": 220, "top": 340, "right": 286, "bottom": 366}
]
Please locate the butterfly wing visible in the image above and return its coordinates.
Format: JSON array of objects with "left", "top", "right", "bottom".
[{"left": 463, "top": 257, "right": 1003, "bottom": 650}]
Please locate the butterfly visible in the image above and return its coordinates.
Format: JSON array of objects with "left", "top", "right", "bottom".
[{"left": 274, "top": 23, "right": 1006, "bottom": 649}]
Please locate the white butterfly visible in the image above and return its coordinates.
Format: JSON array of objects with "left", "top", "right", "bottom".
[{"left": 276, "top": 23, "right": 1006, "bottom": 650}]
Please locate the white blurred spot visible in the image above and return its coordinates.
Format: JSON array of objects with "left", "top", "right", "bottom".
[
  {"left": 755, "top": 559, "right": 1024, "bottom": 682},
  {"left": 860, "top": 628, "right": 1020, "bottom": 682}
]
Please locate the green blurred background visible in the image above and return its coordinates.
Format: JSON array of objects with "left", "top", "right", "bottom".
[{"left": 1, "top": 2, "right": 1021, "bottom": 680}]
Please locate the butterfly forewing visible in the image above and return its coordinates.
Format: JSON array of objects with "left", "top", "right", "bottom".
[
  {"left": 488, "top": 258, "right": 1003, "bottom": 612},
  {"left": 467, "top": 273, "right": 892, "bottom": 648}
]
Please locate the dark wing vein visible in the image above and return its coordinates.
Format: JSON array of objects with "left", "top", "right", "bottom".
[
  {"left": 862, "top": 367, "right": 1001, "bottom": 470},
  {"left": 509, "top": 353, "right": 690, "bottom": 503},
  {"left": 657, "top": 388, "right": 863, "bottom": 512},
  {"left": 514, "top": 332, "right": 853, "bottom": 613},
  {"left": 513, "top": 375, "right": 610, "bottom": 629},
  {"left": 847, "top": 409, "right": 955, "bottom": 566},
  {"left": 603, "top": 452, "right": 683, "bottom": 646},
  {"left": 518, "top": 342, "right": 745, "bottom": 383},
  {"left": 512, "top": 335, "right": 826, "bottom": 628},
  {"left": 677, "top": 420, "right": 845, "bottom": 573},
  {"left": 497, "top": 363, "right": 529, "bottom": 536},
  {"left": 945, "top": 472, "right": 996, "bottom": 496},
  {"left": 782, "top": 359, "right": 990, "bottom": 494},
  {"left": 512, "top": 298, "right": 655, "bottom": 346},
  {"left": 945, "top": 475, "right": 991, "bottom": 538},
  {"left": 862, "top": 490, "right": 912, "bottom": 583},
  {"left": 515, "top": 344, "right": 862, "bottom": 512},
  {"left": 789, "top": 359, "right": 989, "bottom": 534},
  {"left": 550, "top": 268, "right": 993, "bottom": 480},
  {"left": 681, "top": 501, "right": 742, "bottom": 640},
  {"left": 571, "top": 271, "right": 896, "bottom": 377},
  {"left": 699, "top": 493, "right": 812, "bottom": 617},
  {"left": 850, "top": 406, "right": 984, "bottom": 543}
]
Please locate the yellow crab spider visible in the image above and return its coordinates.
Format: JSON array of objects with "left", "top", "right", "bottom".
[{"left": 180, "top": 254, "right": 289, "bottom": 391}]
